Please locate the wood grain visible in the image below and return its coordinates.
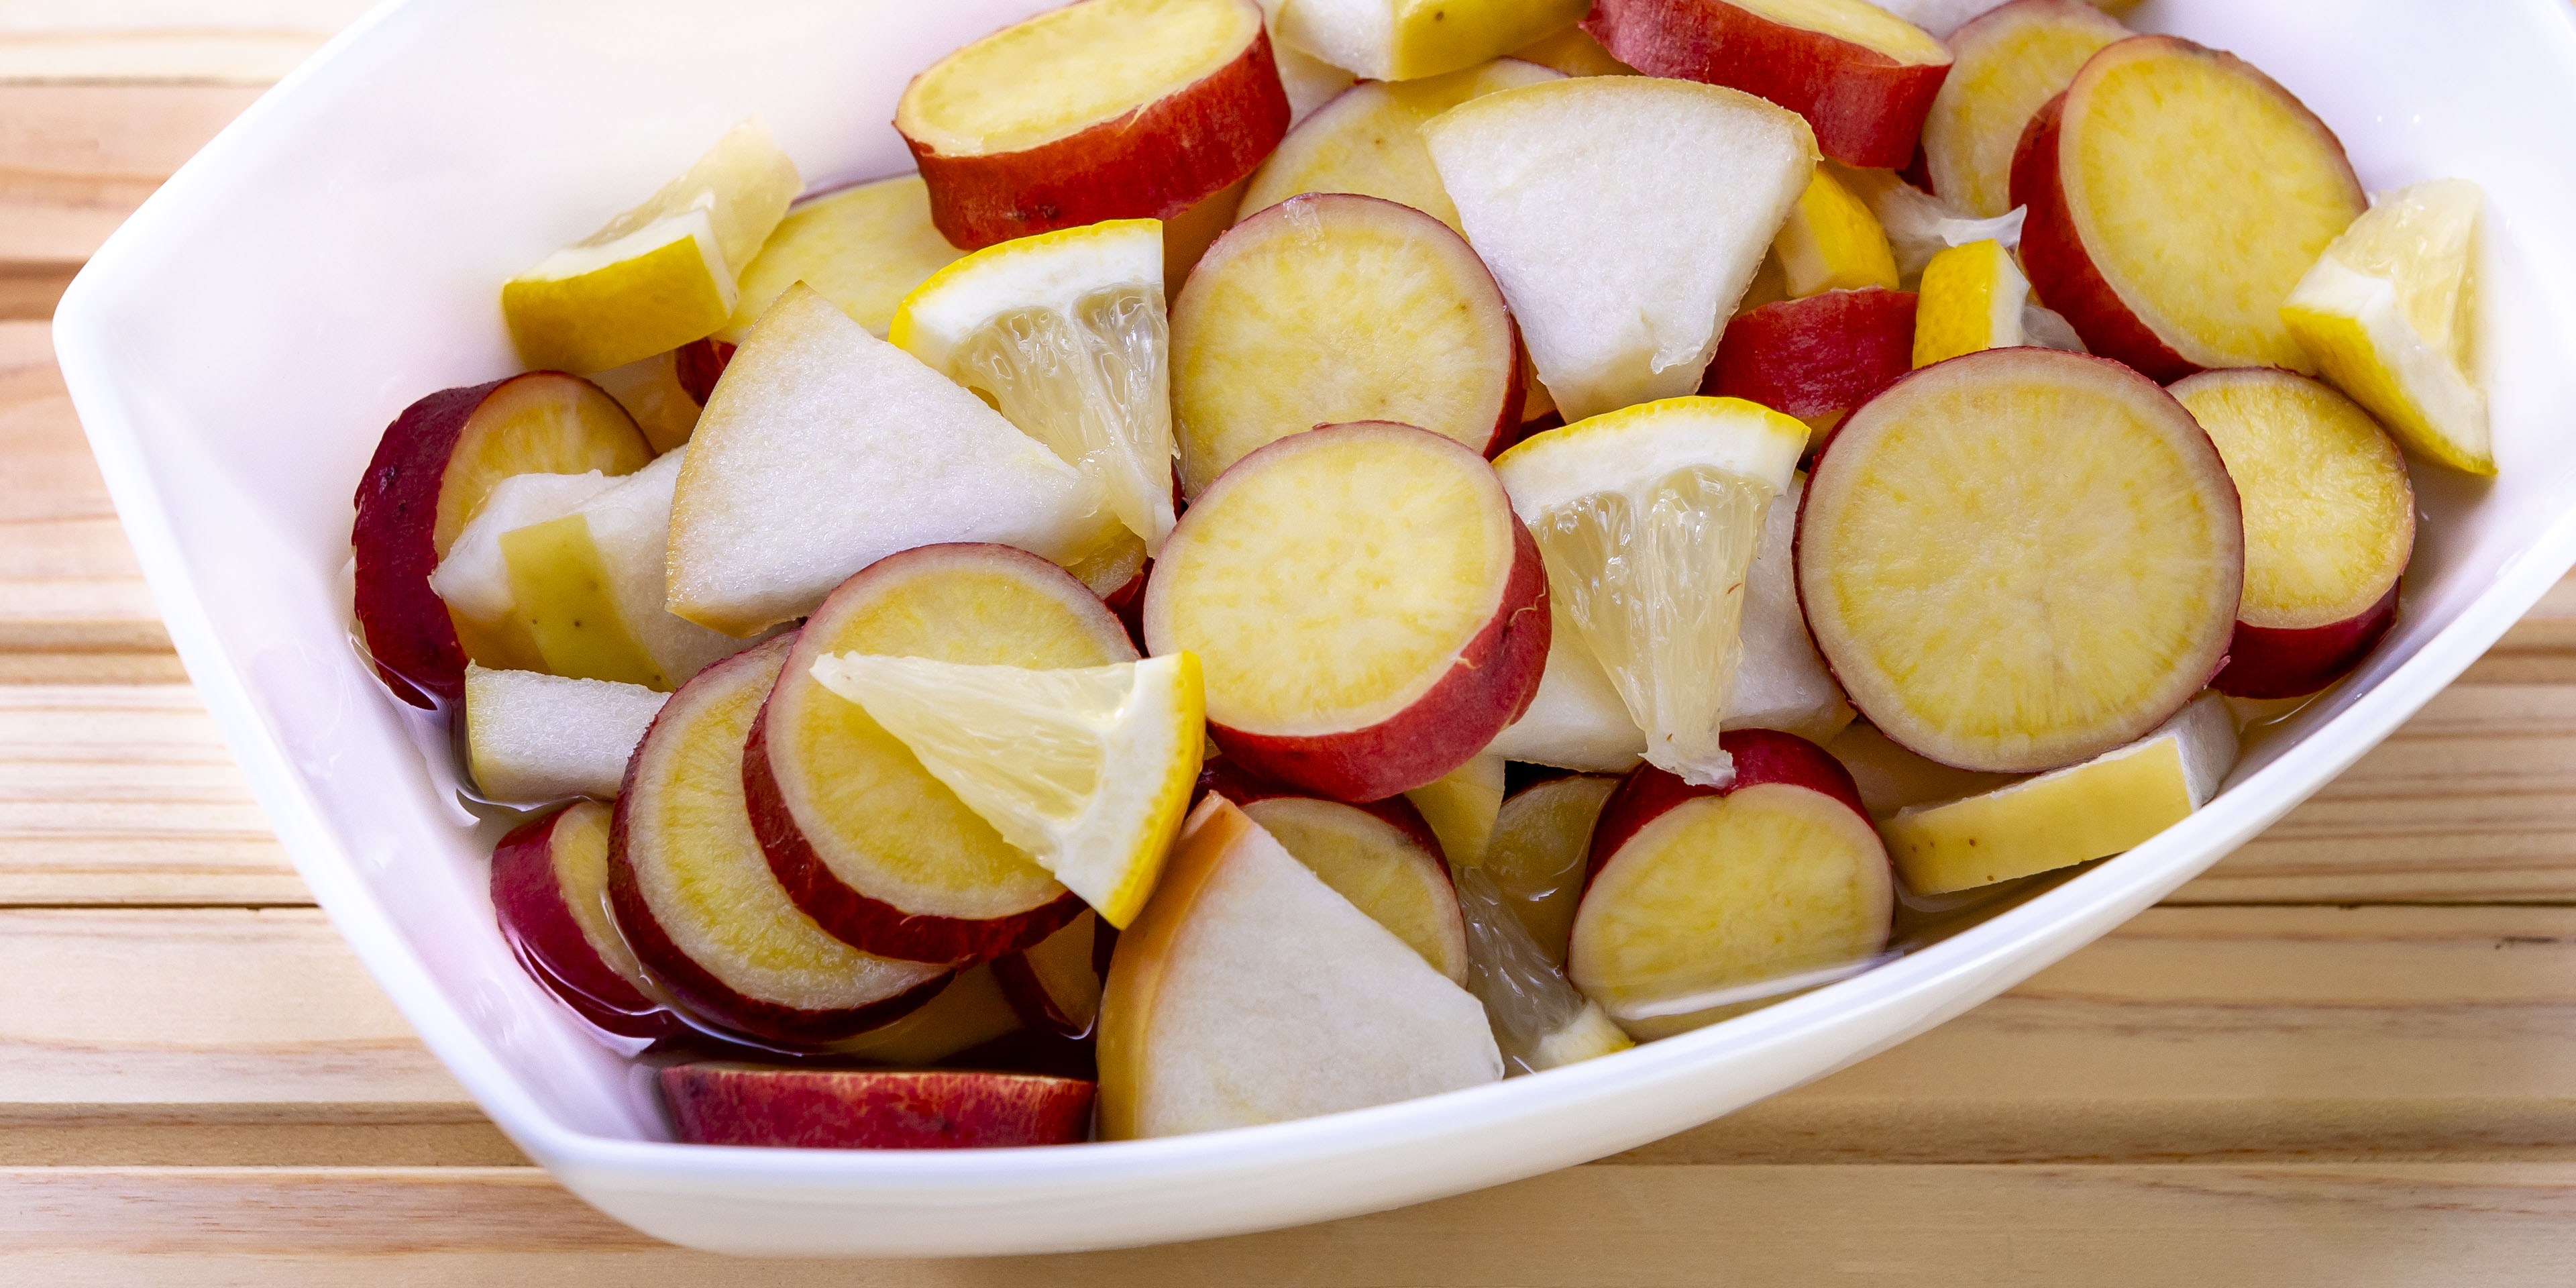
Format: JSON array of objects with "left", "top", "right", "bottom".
[
  {"left": 4, "top": 1162, "right": 2575, "bottom": 1286},
  {"left": 0, "top": 85, "right": 262, "bottom": 301},
  {"left": 0, "top": 687, "right": 298, "bottom": 904},
  {"left": 1, "top": 322, "right": 165, "bottom": 653},
  {"left": 0, "top": 1, "right": 374, "bottom": 86},
  {"left": 11, "top": 904, "right": 2574, "bottom": 1170}
]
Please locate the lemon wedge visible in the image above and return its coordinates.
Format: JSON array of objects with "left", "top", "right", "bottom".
[
  {"left": 503, "top": 119, "right": 800, "bottom": 374},
  {"left": 2282, "top": 179, "right": 2489, "bottom": 474},
  {"left": 890, "top": 219, "right": 1178, "bottom": 552},
  {"left": 1493, "top": 396, "right": 1806, "bottom": 788},
  {"left": 807, "top": 651, "right": 1205, "bottom": 928},
  {"left": 1912, "top": 238, "right": 2029, "bottom": 367}
]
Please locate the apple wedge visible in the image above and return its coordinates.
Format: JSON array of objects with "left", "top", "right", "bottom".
[
  {"left": 746, "top": 543, "right": 1135, "bottom": 965},
  {"left": 667, "top": 284, "right": 1103, "bottom": 636},
  {"left": 720, "top": 175, "right": 965, "bottom": 343},
  {"left": 896, "top": 0, "right": 1290, "bottom": 250},
  {"left": 2009, "top": 36, "right": 2365, "bottom": 381},
  {"left": 1702, "top": 289, "right": 1917, "bottom": 430},
  {"left": 1171, "top": 194, "right": 1524, "bottom": 495},
  {"left": 608, "top": 639, "right": 950, "bottom": 1045},
  {"left": 1144, "top": 422, "right": 1550, "bottom": 800},
  {"left": 491, "top": 800, "right": 679, "bottom": 1039},
  {"left": 2169, "top": 368, "right": 2414, "bottom": 698},
  {"left": 433, "top": 450, "right": 762, "bottom": 690},
  {"left": 1235, "top": 58, "right": 1562, "bottom": 234},
  {"left": 1569, "top": 729, "right": 1892, "bottom": 1038},
  {"left": 993, "top": 912, "right": 1107, "bottom": 1039},
  {"left": 1798, "top": 348, "right": 2243, "bottom": 773},
  {"left": 1425, "top": 76, "right": 1816, "bottom": 421},
  {"left": 1921, "top": 0, "right": 2130, "bottom": 219},
  {"left": 1249, "top": 0, "right": 1357, "bottom": 121},
  {"left": 1199, "top": 767, "right": 1470, "bottom": 983},
  {"left": 1480, "top": 771, "right": 1619, "bottom": 965},
  {"left": 1097, "top": 795, "right": 1501, "bottom": 1138},
  {"left": 662, "top": 1065, "right": 1093, "bottom": 1149},
  {"left": 502, "top": 119, "right": 799, "bottom": 374},
  {"left": 822, "top": 963, "right": 1028, "bottom": 1065},
  {"left": 462, "top": 665, "right": 664, "bottom": 804},
  {"left": 352, "top": 373, "right": 653, "bottom": 706},
  {"left": 1279, "top": 0, "right": 1591, "bottom": 82},
  {"left": 1882, "top": 692, "right": 2237, "bottom": 894},
  {"left": 1403, "top": 752, "right": 1505, "bottom": 869},
  {"left": 1582, "top": 0, "right": 1952, "bottom": 168}
]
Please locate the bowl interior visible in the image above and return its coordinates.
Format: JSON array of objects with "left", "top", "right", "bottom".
[{"left": 50, "top": 0, "right": 2576, "bottom": 1215}]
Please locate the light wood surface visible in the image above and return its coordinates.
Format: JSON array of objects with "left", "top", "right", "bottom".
[{"left": 8, "top": 5, "right": 2576, "bottom": 1282}]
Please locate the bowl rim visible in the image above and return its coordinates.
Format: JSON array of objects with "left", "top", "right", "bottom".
[{"left": 45, "top": 0, "right": 2576, "bottom": 1206}]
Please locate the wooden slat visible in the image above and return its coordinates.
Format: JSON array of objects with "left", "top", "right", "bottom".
[
  {"left": 0, "top": 322, "right": 166, "bottom": 653},
  {"left": 3, "top": 1162, "right": 2575, "bottom": 1285},
  {"left": 0, "top": 85, "right": 261, "bottom": 315},
  {"left": 0, "top": 1, "right": 372, "bottom": 86},
  {"left": 0, "top": 687, "right": 299, "bottom": 904},
  {"left": 12, "top": 905, "right": 2576, "bottom": 1169},
  {"left": 2170, "top": 684, "right": 2576, "bottom": 903}
]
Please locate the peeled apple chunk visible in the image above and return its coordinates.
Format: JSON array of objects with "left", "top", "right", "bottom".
[
  {"left": 607, "top": 639, "right": 950, "bottom": 1045},
  {"left": 1250, "top": 0, "right": 1356, "bottom": 121},
  {"left": 1921, "top": 0, "right": 2131, "bottom": 219},
  {"left": 1882, "top": 692, "right": 2238, "bottom": 894},
  {"left": 1581, "top": 0, "right": 1952, "bottom": 168},
  {"left": 1204, "top": 778, "right": 1470, "bottom": 983},
  {"left": 1569, "top": 729, "right": 1892, "bottom": 1039},
  {"left": 894, "top": 0, "right": 1290, "bottom": 250},
  {"left": 1796, "top": 347, "right": 2243, "bottom": 774},
  {"left": 1143, "top": 422, "right": 1550, "bottom": 802},
  {"left": 808, "top": 652, "right": 1207, "bottom": 932},
  {"left": 462, "top": 665, "right": 664, "bottom": 804},
  {"left": 1171, "top": 193, "right": 1525, "bottom": 496},
  {"left": 1097, "top": 795, "right": 1502, "bottom": 1139},
  {"left": 745, "top": 543, "right": 1134, "bottom": 965},
  {"left": 2008, "top": 36, "right": 2365, "bottom": 382},
  {"left": 2281, "top": 178, "right": 2490, "bottom": 475},
  {"left": 1279, "top": 0, "right": 1591, "bottom": 82},
  {"left": 1424, "top": 76, "right": 1816, "bottom": 421},
  {"left": 2169, "top": 368, "right": 2414, "bottom": 699},
  {"left": 720, "top": 175, "right": 965, "bottom": 342},
  {"left": 1911, "top": 238, "right": 2031, "bottom": 367},
  {"left": 1493, "top": 396, "right": 1806, "bottom": 788},
  {"left": 502, "top": 119, "right": 799, "bottom": 374},
  {"left": 891, "top": 219, "right": 1177, "bottom": 551},
  {"left": 352, "top": 373, "right": 653, "bottom": 706},
  {"left": 1235, "top": 58, "right": 1564, "bottom": 234},
  {"left": 667, "top": 284, "right": 1099, "bottom": 637},
  {"left": 492, "top": 801, "right": 680, "bottom": 1040}
]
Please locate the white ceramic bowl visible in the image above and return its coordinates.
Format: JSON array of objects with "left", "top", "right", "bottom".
[{"left": 50, "top": 0, "right": 2576, "bottom": 1257}]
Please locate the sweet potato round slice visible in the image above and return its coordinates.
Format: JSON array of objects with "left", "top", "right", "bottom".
[
  {"left": 2010, "top": 35, "right": 2365, "bottom": 380},
  {"left": 1796, "top": 348, "right": 2242, "bottom": 773}
]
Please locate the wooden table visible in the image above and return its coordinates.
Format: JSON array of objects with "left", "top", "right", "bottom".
[{"left": 11, "top": 7, "right": 2576, "bottom": 1283}]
